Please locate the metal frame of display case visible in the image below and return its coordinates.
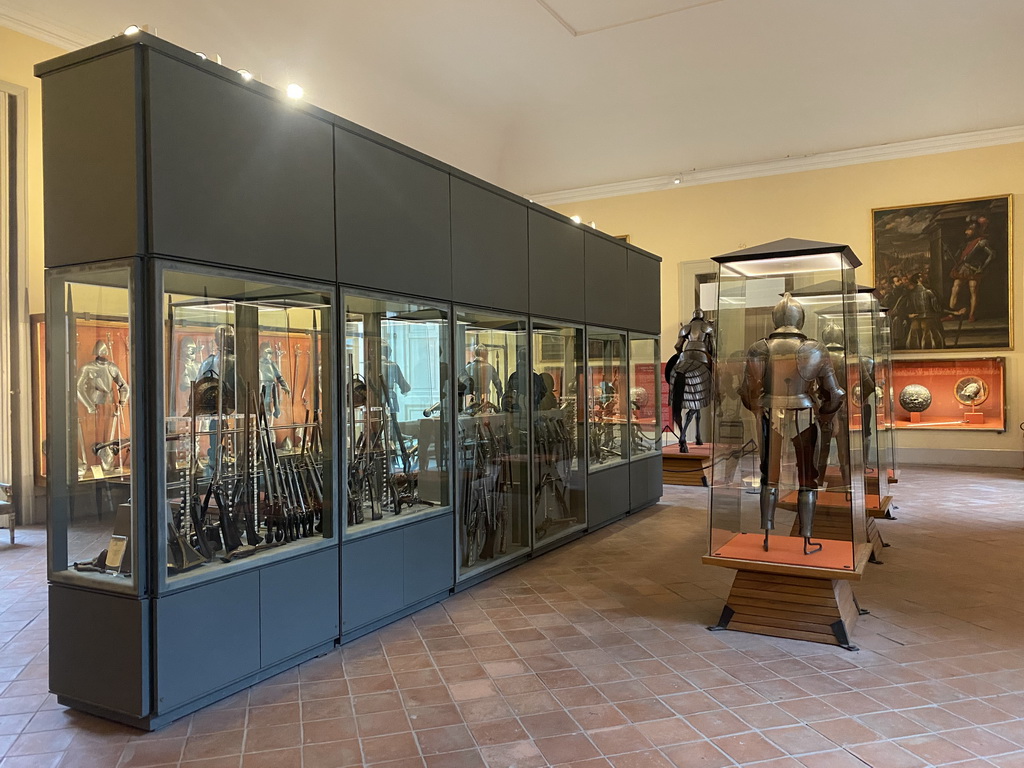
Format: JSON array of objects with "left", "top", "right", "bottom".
[
  {"left": 703, "top": 239, "right": 873, "bottom": 651},
  {"left": 36, "top": 31, "right": 663, "bottom": 727}
]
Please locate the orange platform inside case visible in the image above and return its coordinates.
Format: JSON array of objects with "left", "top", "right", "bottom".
[{"left": 711, "top": 532, "right": 855, "bottom": 570}]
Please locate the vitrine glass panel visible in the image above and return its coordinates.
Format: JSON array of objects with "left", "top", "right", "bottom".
[
  {"left": 587, "top": 328, "right": 628, "bottom": 470},
  {"left": 160, "top": 265, "right": 334, "bottom": 587},
  {"left": 46, "top": 264, "right": 138, "bottom": 592},
  {"left": 628, "top": 333, "right": 661, "bottom": 459},
  {"left": 531, "top": 320, "right": 585, "bottom": 545},
  {"left": 344, "top": 292, "right": 451, "bottom": 537},
  {"left": 456, "top": 309, "right": 530, "bottom": 578},
  {"left": 708, "top": 251, "right": 866, "bottom": 573},
  {"left": 877, "top": 309, "right": 899, "bottom": 482}
]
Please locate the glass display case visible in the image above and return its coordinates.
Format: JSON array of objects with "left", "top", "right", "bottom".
[
  {"left": 706, "top": 244, "right": 867, "bottom": 573},
  {"left": 892, "top": 357, "right": 1006, "bottom": 430},
  {"left": 344, "top": 292, "right": 451, "bottom": 536},
  {"left": 456, "top": 309, "right": 530, "bottom": 578},
  {"left": 877, "top": 309, "right": 899, "bottom": 483},
  {"left": 794, "top": 287, "right": 891, "bottom": 513},
  {"left": 159, "top": 264, "right": 334, "bottom": 588},
  {"left": 628, "top": 333, "right": 661, "bottom": 459},
  {"left": 587, "top": 327, "right": 628, "bottom": 470},
  {"left": 531, "top": 320, "right": 585, "bottom": 545},
  {"left": 46, "top": 262, "right": 139, "bottom": 592}
]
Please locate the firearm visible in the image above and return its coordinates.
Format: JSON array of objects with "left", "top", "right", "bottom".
[
  {"left": 253, "top": 388, "right": 285, "bottom": 544},
  {"left": 185, "top": 383, "right": 215, "bottom": 560},
  {"left": 201, "top": 370, "right": 252, "bottom": 559},
  {"left": 230, "top": 388, "right": 263, "bottom": 548}
]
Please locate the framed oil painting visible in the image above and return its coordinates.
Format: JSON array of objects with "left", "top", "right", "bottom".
[{"left": 872, "top": 195, "right": 1012, "bottom": 352}]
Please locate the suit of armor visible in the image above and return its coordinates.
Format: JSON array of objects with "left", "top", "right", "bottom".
[
  {"left": 666, "top": 309, "right": 714, "bottom": 451},
  {"left": 815, "top": 323, "right": 851, "bottom": 489},
  {"left": 259, "top": 341, "right": 291, "bottom": 420},
  {"left": 740, "top": 294, "right": 845, "bottom": 553},
  {"left": 76, "top": 341, "right": 130, "bottom": 413}
]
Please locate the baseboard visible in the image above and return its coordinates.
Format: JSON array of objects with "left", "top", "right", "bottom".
[{"left": 900, "top": 447, "right": 1021, "bottom": 469}]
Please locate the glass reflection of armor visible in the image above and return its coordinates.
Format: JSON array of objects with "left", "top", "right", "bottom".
[
  {"left": 739, "top": 294, "right": 845, "bottom": 554},
  {"left": 76, "top": 340, "right": 130, "bottom": 413},
  {"left": 896, "top": 274, "right": 945, "bottom": 350},
  {"left": 815, "top": 323, "right": 851, "bottom": 489},
  {"left": 180, "top": 338, "right": 201, "bottom": 391},
  {"left": 462, "top": 346, "right": 502, "bottom": 407},
  {"left": 667, "top": 308, "right": 714, "bottom": 452},
  {"left": 380, "top": 341, "right": 411, "bottom": 412},
  {"left": 506, "top": 348, "right": 546, "bottom": 412},
  {"left": 259, "top": 341, "right": 291, "bottom": 420}
]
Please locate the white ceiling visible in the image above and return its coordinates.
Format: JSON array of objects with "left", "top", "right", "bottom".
[{"left": 5, "top": 0, "right": 1024, "bottom": 199}]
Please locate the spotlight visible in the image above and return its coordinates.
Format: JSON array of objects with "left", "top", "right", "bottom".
[
  {"left": 570, "top": 215, "right": 582, "bottom": 224},
  {"left": 196, "top": 52, "right": 208, "bottom": 60},
  {"left": 237, "top": 69, "right": 254, "bottom": 82},
  {"left": 673, "top": 177, "right": 681, "bottom": 184},
  {"left": 286, "top": 83, "right": 304, "bottom": 99},
  {"left": 123, "top": 25, "right": 141, "bottom": 36}
]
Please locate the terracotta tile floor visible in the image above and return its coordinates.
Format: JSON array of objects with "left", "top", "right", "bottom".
[{"left": 1, "top": 464, "right": 1023, "bottom": 767}]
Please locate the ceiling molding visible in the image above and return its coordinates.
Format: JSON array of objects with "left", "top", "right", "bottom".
[
  {"left": 530, "top": 125, "right": 1024, "bottom": 205},
  {"left": 0, "top": 4, "right": 93, "bottom": 51}
]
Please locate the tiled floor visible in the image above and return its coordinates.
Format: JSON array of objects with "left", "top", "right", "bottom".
[{"left": 1, "top": 465, "right": 1023, "bottom": 767}]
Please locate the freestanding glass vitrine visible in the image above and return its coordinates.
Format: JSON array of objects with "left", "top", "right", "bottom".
[
  {"left": 586, "top": 327, "right": 628, "bottom": 470},
  {"left": 703, "top": 239, "right": 872, "bottom": 651}
]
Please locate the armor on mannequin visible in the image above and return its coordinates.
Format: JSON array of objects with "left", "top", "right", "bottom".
[
  {"left": 815, "top": 322, "right": 851, "bottom": 489},
  {"left": 258, "top": 341, "right": 291, "bottom": 420},
  {"left": 77, "top": 340, "right": 130, "bottom": 413},
  {"left": 666, "top": 308, "right": 715, "bottom": 452},
  {"left": 739, "top": 294, "right": 845, "bottom": 554}
]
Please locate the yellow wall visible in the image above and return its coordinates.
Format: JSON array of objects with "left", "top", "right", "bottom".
[
  {"left": 1, "top": 26, "right": 65, "bottom": 315},
  {"left": 555, "top": 143, "right": 1024, "bottom": 458}
]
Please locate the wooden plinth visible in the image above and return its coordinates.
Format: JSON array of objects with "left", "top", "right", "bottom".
[
  {"left": 888, "top": 470, "right": 899, "bottom": 485},
  {"left": 709, "top": 568, "right": 864, "bottom": 650},
  {"left": 867, "top": 495, "right": 894, "bottom": 519},
  {"left": 662, "top": 443, "right": 710, "bottom": 487}
]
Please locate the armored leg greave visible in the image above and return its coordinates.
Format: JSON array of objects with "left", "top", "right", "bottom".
[
  {"left": 759, "top": 486, "right": 778, "bottom": 531},
  {"left": 796, "top": 488, "right": 817, "bottom": 538}
]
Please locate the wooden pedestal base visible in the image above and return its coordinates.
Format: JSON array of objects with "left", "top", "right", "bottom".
[
  {"left": 709, "top": 569, "right": 865, "bottom": 650},
  {"left": 867, "top": 495, "right": 894, "bottom": 520},
  {"left": 662, "top": 444, "right": 710, "bottom": 487}
]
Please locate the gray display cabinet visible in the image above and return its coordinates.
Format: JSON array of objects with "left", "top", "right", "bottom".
[{"left": 37, "top": 30, "right": 663, "bottom": 728}]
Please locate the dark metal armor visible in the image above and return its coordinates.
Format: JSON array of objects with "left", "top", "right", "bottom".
[
  {"left": 814, "top": 323, "right": 850, "bottom": 488},
  {"left": 666, "top": 308, "right": 714, "bottom": 450},
  {"left": 739, "top": 294, "right": 845, "bottom": 553}
]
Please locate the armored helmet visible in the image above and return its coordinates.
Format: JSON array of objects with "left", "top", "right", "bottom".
[
  {"left": 771, "top": 293, "right": 805, "bottom": 331},
  {"left": 821, "top": 322, "right": 845, "bottom": 348},
  {"left": 91, "top": 340, "right": 110, "bottom": 358},
  {"left": 691, "top": 307, "right": 704, "bottom": 320}
]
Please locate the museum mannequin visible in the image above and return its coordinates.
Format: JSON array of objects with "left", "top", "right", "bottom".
[
  {"left": 739, "top": 294, "right": 845, "bottom": 554},
  {"left": 77, "top": 339, "right": 131, "bottom": 473},
  {"left": 506, "top": 347, "right": 547, "bottom": 412},
  {"left": 258, "top": 341, "right": 291, "bottom": 422},
  {"left": 666, "top": 308, "right": 714, "bottom": 452}
]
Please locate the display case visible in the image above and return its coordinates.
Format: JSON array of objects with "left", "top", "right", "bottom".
[
  {"left": 628, "top": 333, "right": 662, "bottom": 459},
  {"left": 531, "top": 320, "right": 586, "bottom": 546},
  {"left": 344, "top": 291, "right": 451, "bottom": 537},
  {"left": 877, "top": 309, "right": 900, "bottom": 483},
  {"left": 704, "top": 239, "right": 871, "bottom": 651},
  {"left": 793, "top": 286, "right": 892, "bottom": 518},
  {"left": 46, "top": 262, "right": 139, "bottom": 593},
  {"left": 892, "top": 357, "right": 1006, "bottom": 430},
  {"left": 456, "top": 309, "right": 531, "bottom": 579},
  {"left": 158, "top": 264, "right": 335, "bottom": 589},
  {"left": 587, "top": 327, "right": 628, "bottom": 470}
]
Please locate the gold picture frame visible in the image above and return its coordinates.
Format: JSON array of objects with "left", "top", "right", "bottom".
[{"left": 871, "top": 194, "right": 1012, "bottom": 353}]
